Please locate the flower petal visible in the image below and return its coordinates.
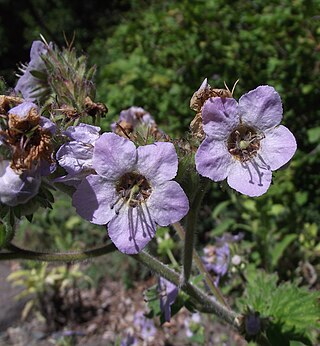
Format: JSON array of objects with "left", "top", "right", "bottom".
[
  {"left": 93, "top": 133, "right": 137, "bottom": 180},
  {"left": 239, "top": 85, "right": 283, "bottom": 130},
  {"left": 136, "top": 142, "right": 178, "bottom": 184},
  {"left": 147, "top": 181, "right": 189, "bottom": 226},
  {"left": 259, "top": 125, "right": 297, "bottom": 170},
  {"left": 108, "top": 204, "right": 157, "bottom": 254},
  {"left": 195, "top": 137, "right": 233, "bottom": 181},
  {"left": 39, "top": 116, "right": 56, "bottom": 135},
  {"left": 64, "top": 123, "right": 100, "bottom": 143},
  {"left": 56, "top": 142, "right": 94, "bottom": 174},
  {"left": 72, "top": 175, "right": 117, "bottom": 225},
  {"left": 9, "top": 102, "right": 38, "bottom": 119},
  {"left": 227, "top": 159, "right": 272, "bottom": 197},
  {"left": 0, "top": 160, "right": 40, "bottom": 206},
  {"left": 202, "top": 97, "right": 239, "bottom": 139}
]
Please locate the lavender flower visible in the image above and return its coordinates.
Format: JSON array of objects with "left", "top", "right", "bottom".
[
  {"left": 0, "top": 160, "right": 41, "bottom": 206},
  {"left": 202, "top": 234, "right": 243, "bottom": 285},
  {"left": 202, "top": 244, "right": 230, "bottom": 286},
  {"left": 195, "top": 85, "right": 297, "bottom": 197},
  {"left": 158, "top": 277, "right": 179, "bottom": 322},
  {"left": 184, "top": 312, "right": 202, "bottom": 338},
  {"left": 133, "top": 311, "right": 157, "bottom": 339},
  {"left": 15, "top": 41, "right": 51, "bottom": 101},
  {"left": 55, "top": 123, "right": 100, "bottom": 186},
  {"left": 112, "top": 106, "right": 161, "bottom": 139},
  {"left": 120, "top": 333, "right": 138, "bottom": 346},
  {"left": 72, "top": 133, "right": 189, "bottom": 254}
]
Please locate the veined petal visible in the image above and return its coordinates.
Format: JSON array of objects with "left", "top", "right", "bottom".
[
  {"left": 147, "top": 181, "right": 189, "bottom": 226},
  {"left": 64, "top": 123, "right": 100, "bottom": 143},
  {"left": 136, "top": 142, "right": 178, "bottom": 184},
  {"left": 195, "top": 137, "right": 233, "bottom": 181},
  {"left": 227, "top": 159, "right": 272, "bottom": 197},
  {"left": 202, "top": 97, "right": 239, "bottom": 140},
  {"left": 56, "top": 142, "right": 94, "bottom": 174},
  {"left": 108, "top": 203, "right": 157, "bottom": 254},
  {"left": 93, "top": 133, "right": 137, "bottom": 180},
  {"left": 259, "top": 125, "right": 297, "bottom": 170},
  {"left": 72, "top": 175, "right": 117, "bottom": 225},
  {"left": 239, "top": 85, "right": 283, "bottom": 130}
]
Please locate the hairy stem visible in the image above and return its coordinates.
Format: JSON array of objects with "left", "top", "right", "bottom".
[
  {"left": 132, "top": 250, "right": 240, "bottom": 329},
  {"left": 1, "top": 242, "right": 117, "bottom": 262},
  {"left": 173, "top": 222, "right": 229, "bottom": 308},
  {"left": 182, "top": 179, "right": 210, "bottom": 284}
]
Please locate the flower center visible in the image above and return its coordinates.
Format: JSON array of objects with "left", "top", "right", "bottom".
[
  {"left": 115, "top": 172, "right": 152, "bottom": 209},
  {"left": 227, "top": 125, "right": 264, "bottom": 162}
]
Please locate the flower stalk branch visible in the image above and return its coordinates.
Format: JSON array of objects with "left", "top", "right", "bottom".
[
  {"left": 131, "top": 250, "right": 241, "bottom": 330},
  {"left": 173, "top": 221, "right": 229, "bottom": 308},
  {"left": 181, "top": 178, "right": 210, "bottom": 284},
  {"left": 1, "top": 242, "right": 117, "bottom": 261}
]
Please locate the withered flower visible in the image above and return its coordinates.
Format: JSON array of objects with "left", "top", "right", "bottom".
[
  {"left": 190, "top": 78, "right": 232, "bottom": 140},
  {"left": 3, "top": 102, "right": 56, "bottom": 174}
]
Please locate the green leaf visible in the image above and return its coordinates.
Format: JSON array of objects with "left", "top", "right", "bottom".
[
  {"left": 238, "top": 270, "right": 320, "bottom": 345},
  {"left": 271, "top": 234, "right": 297, "bottom": 268}
]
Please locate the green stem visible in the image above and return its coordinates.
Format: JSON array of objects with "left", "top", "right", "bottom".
[
  {"left": 132, "top": 250, "right": 241, "bottom": 329},
  {"left": 1, "top": 242, "right": 117, "bottom": 262},
  {"left": 182, "top": 178, "right": 210, "bottom": 284},
  {"left": 173, "top": 222, "right": 229, "bottom": 308}
]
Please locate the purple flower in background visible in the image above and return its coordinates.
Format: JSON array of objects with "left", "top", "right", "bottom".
[
  {"left": 184, "top": 312, "right": 201, "bottom": 338},
  {"left": 15, "top": 41, "right": 51, "bottom": 101},
  {"left": 111, "top": 106, "right": 163, "bottom": 139},
  {"left": 0, "top": 160, "right": 41, "bottom": 206},
  {"left": 202, "top": 233, "right": 243, "bottom": 285},
  {"left": 133, "top": 311, "right": 157, "bottom": 339},
  {"left": 73, "top": 133, "right": 189, "bottom": 254},
  {"left": 111, "top": 106, "right": 155, "bottom": 133},
  {"left": 195, "top": 85, "right": 297, "bottom": 197},
  {"left": 158, "top": 277, "right": 179, "bottom": 322},
  {"left": 55, "top": 123, "right": 100, "bottom": 186},
  {"left": 120, "top": 333, "right": 138, "bottom": 346},
  {"left": 202, "top": 244, "right": 230, "bottom": 286}
]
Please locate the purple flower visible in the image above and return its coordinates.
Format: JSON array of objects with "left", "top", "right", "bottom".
[
  {"left": 120, "top": 334, "right": 138, "bottom": 346},
  {"left": 133, "top": 311, "right": 157, "bottom": 339},
  {"left": 55, "top": 123, "right": 100, "bottom": 186},
  {"left": 111, "top": 106, "right": 155, "bottom": 132},
  {"left": 72, "top": 133, "right": 189, "bottom": 254},
  {"left": 15, "top": 41, "right": 51, "bottom": 102},
  {"left": 111, "top": 106, "right": 162, "bottom": 139},
  {"left": 202, "top": 244, "right": 230, "bottom": 286},
  {"left": 0, "top": 160, "right": 41, "bottom": 206},
  {"left": 158, "top": 277, "right": 179, "bottom": 322},
  {"left": 184, "top": 312, "right": 201, "bottom": 338},
  {"left": 195, "top": 86, "right": 297, "bottom": 197}
]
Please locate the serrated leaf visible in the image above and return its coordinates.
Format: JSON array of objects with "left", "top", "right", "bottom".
[{"left": 238, "top": 270, "right": 320, "bottom": 345}]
